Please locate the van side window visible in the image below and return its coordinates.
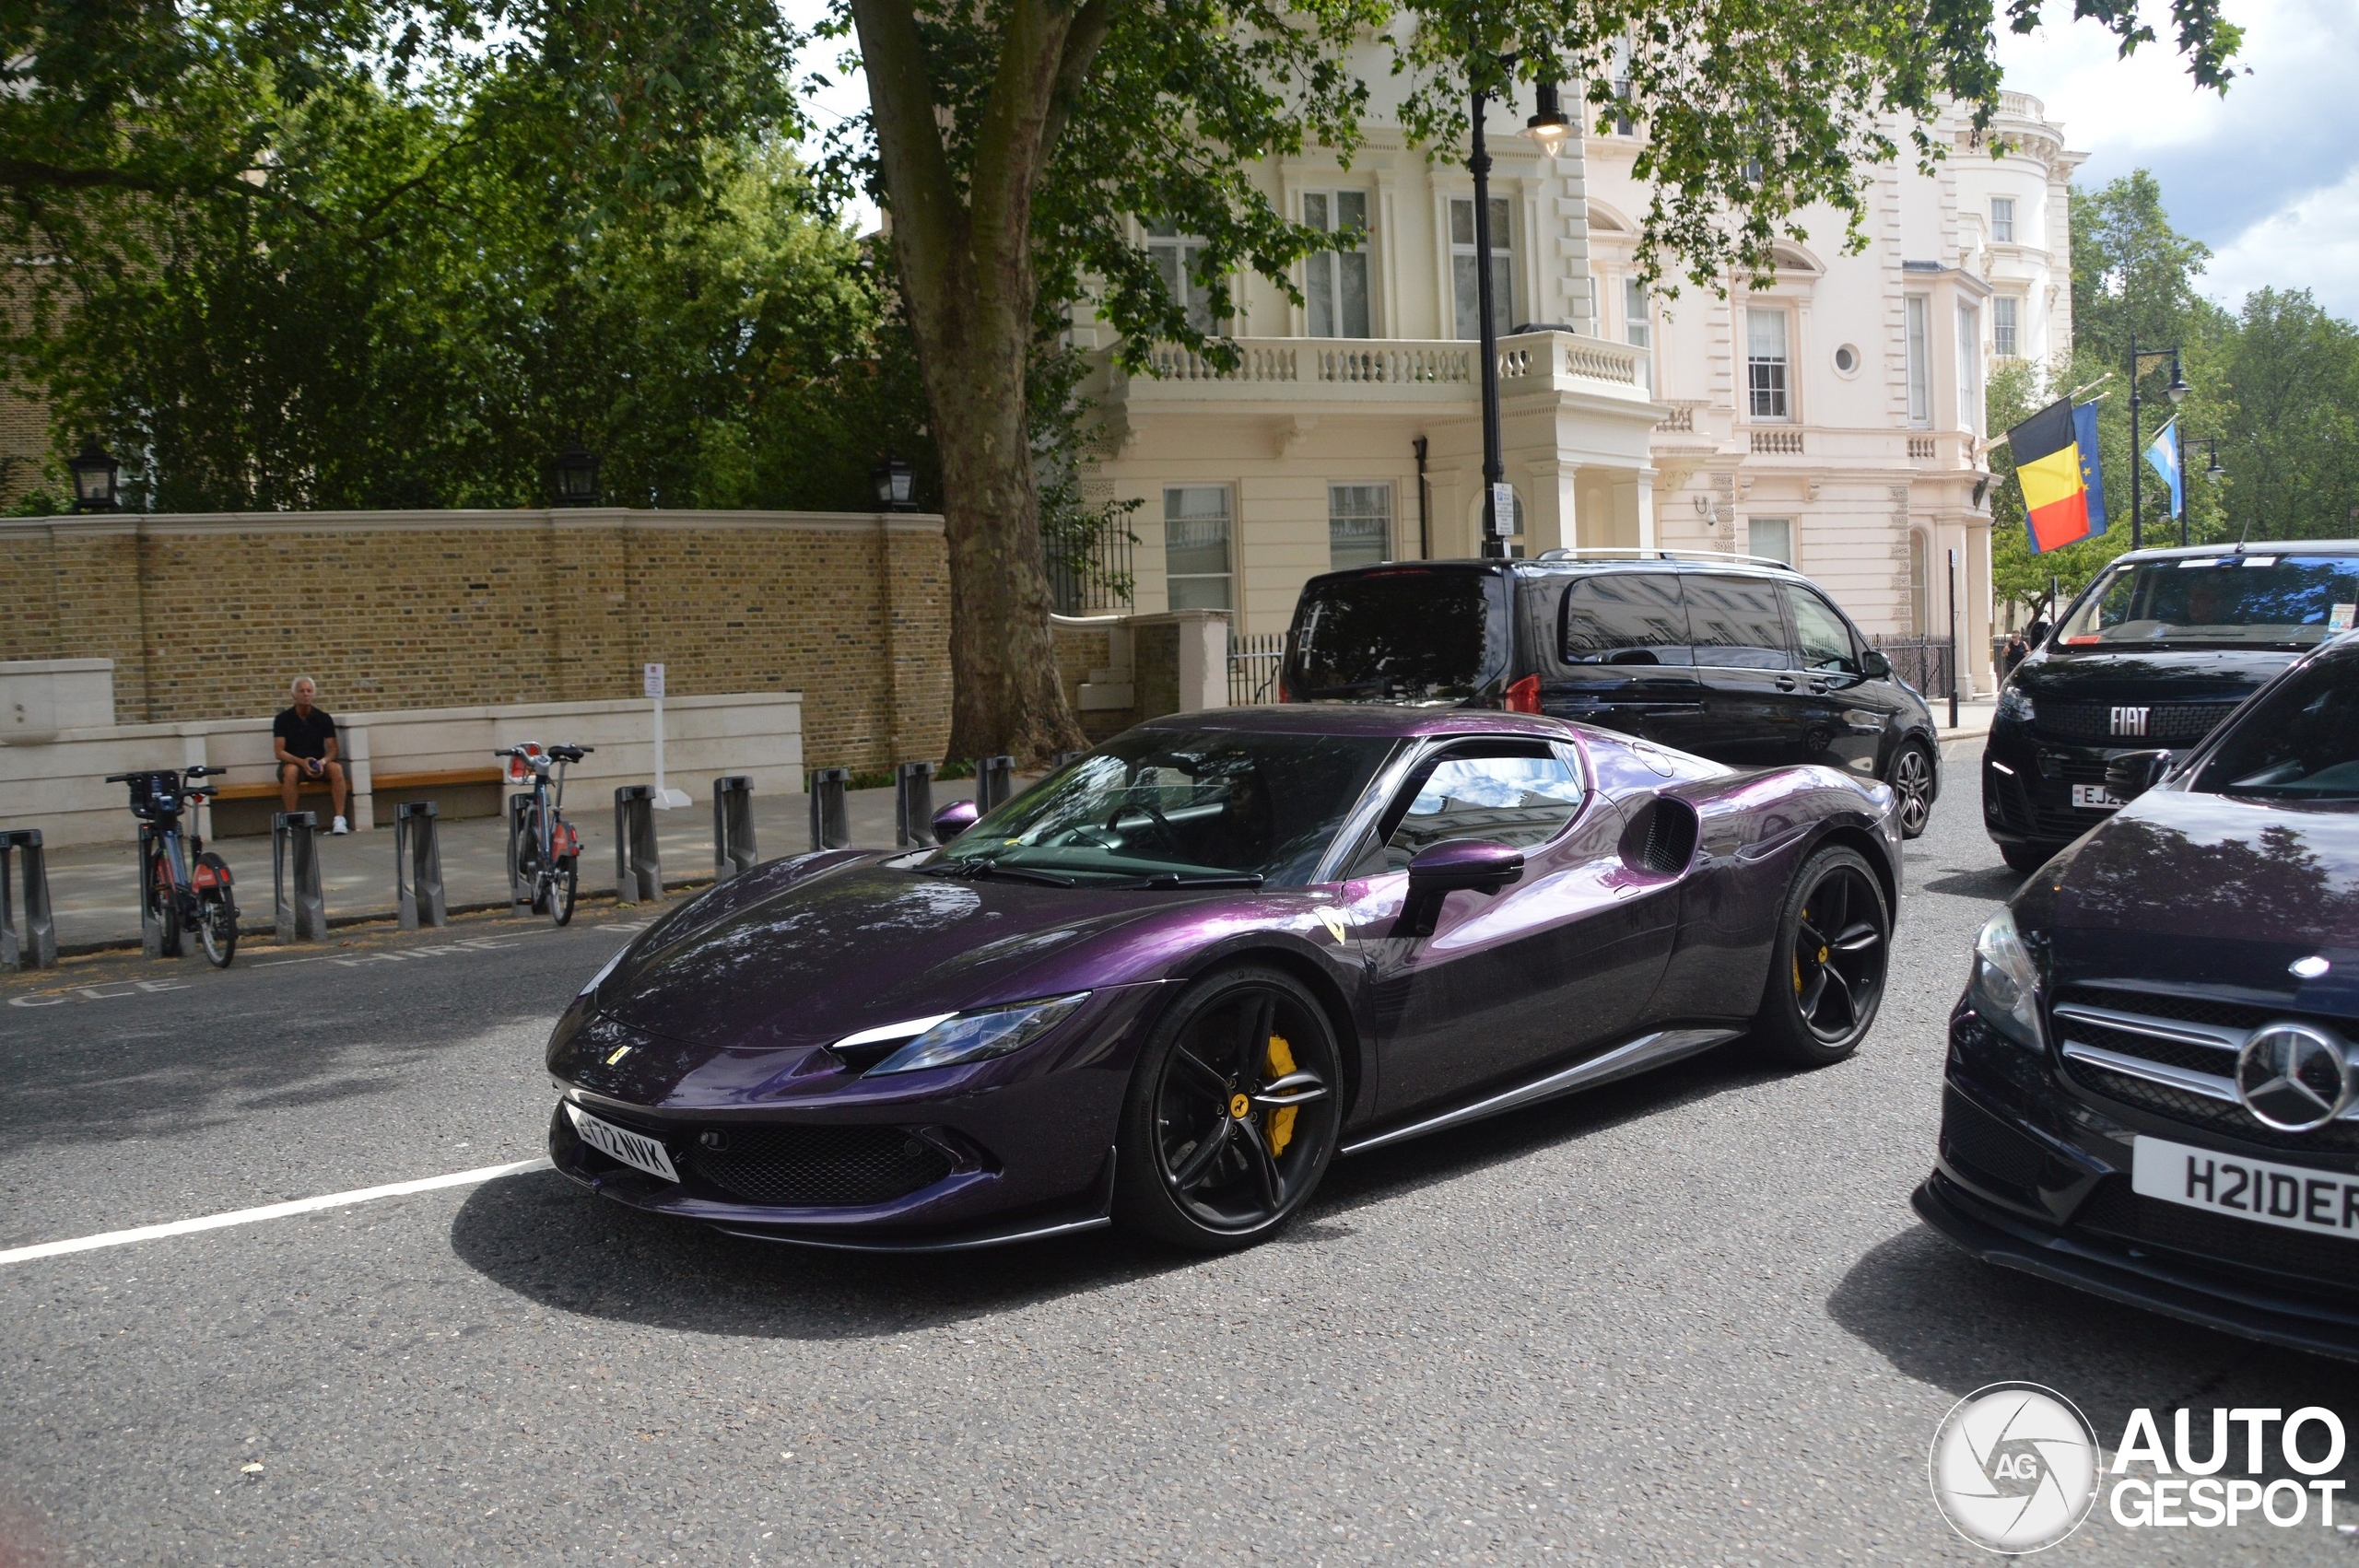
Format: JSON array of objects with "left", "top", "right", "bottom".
[
  {"left": 1560, "top": 574, "right": 1692, "bottom": 666},
  {"left": 1684, "top": 575, "right": 1796, "bottom": 670},
  {"left": 1789, "top": 588, "right": 1861, "bottom": 673}
]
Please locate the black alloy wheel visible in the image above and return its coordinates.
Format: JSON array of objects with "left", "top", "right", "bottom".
[
  {"left": 1755, "top": 845, "right": 1890, "bottom": 1066},
  {"left": 1114, "top": 966, "right": 1342, "bottom": 1250},
  {"left": 1887, "top": 742, "right": 1935, "bottom": 839},
  {"left": 547, "top": 855, "right": 578, "bottom": 927}
]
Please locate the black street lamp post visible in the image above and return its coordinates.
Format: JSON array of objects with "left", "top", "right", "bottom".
[
  {"left": 553, "top": 442, "right": 602, "bottom": 508},
  {"left": 871, "top": 452, "right": 919, "bottom": 512},
  {"left": 2126, "top": 333, "right": 2189, "bottom": 551},
  {"left": 68, "top": 438, "right": 120, "bottom": 513}
]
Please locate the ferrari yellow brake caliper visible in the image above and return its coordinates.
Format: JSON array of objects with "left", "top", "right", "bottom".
[
  {"left": 1265, "top": 1034, "right": 1298, "bottom": 1157},
  {"left": 1794, "top": 906, "right": 1808, "bottom": 995}
]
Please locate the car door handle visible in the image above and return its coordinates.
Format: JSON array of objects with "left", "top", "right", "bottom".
[
  {"left": 1775, "top": 676, "right": 1798, "bottom": 691},
  {"left": 1808, "top": 679, "right": 1829, "bottom": 694}
]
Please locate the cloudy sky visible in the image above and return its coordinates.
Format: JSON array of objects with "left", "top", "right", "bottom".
[{"left": 1996, "top": 0, "right": 2359, "bottom": 318}]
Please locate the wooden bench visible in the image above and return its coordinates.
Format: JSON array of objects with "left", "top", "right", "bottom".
[{"left": 208, "top": 766, "right": 507, "bottom": 837}]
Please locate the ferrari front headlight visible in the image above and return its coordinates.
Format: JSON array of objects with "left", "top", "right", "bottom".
[
  {"left": 863, "top": 993, "right": 1092, "bottom": 1076},
  {"left": 1968, "top": 907, "right": 2045, "bottom": 1051}
]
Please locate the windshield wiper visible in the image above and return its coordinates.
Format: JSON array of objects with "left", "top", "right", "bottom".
[
  {"left": 923, "top": 858, "right": 1077, "bottom": 888},
  {"left": 1133, "top": 872, "right": 1268, "bottom": 889}
]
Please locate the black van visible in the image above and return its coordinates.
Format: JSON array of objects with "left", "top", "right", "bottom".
[
  {"left": 1278, "top": 555, "right": 1944, "bottom": 837},
  {"left": 1983, "top": 541, "right": 2359, "bottom": 871}
]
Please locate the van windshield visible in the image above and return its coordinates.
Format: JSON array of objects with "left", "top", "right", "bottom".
[
  {"left": 2056, "top": 556, "right": 2359, "bottom": 649},
  {"left": 1288, "top": 569, "right": 1507, "bottom": 704}
]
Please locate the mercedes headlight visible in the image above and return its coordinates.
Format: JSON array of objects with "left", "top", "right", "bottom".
[
  {"left": 860, "top": 993, "right": 1092, "bottom": 1076},
  {"left": 1968, "top": 907, "right": 2044, "bottom": 1050},
  {"left": 1996, "top": 685, "right": 2035, "bottom": 726}
]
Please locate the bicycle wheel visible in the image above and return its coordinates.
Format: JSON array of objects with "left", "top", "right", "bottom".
[
  {"left": 547, "top": 855, "right": 578, "bottom": 927},
  {"left": 195, "top": 852, "right": 238, "bottom": 968},
  {"left": 511, "top": 802, "right": 545, "bottom": 906},
  {"left": 148, "top": 844, "right": 183, "bottom": 959}
]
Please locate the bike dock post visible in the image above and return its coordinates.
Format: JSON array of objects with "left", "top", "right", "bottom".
[
  {"left": 0, "top": 828, "right": 57, "bottom": 972},
  {"left": 506, "top": 794, "right": 535, "bottom": 914},
  {"left": 272, "top": 812, "right": 327, "bottom": 944},
  {"left": 895, "top": 761, "right": 937, "bottom": 848},
  {"left": 713, "top": 776, "right": 756, "bottom": 882},
  {"left": 976, "top": 755, "right": 1015, "bottom": 813},
  {"left": 394, "top": 802, "right": 448, "bottom": 930},
  {"left": 615, "top": 785, "right": 662, "bottom": 906},
  {"left": 1051, "top": 750, "right": 1087, "bottom": 771},
  {"left": 808, "top": 768, "right": 850, "bottom": 851}
]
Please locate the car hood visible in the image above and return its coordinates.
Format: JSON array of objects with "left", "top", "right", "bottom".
[
  {"left": 2039, "top": 789, "right": 2359, "bottom": 1012},
  {"left": 593, "top": 853, "right": 1279, "bottom": 1053},
  {"left": 2017, "top": 646, "right": 2299, "bottom": 705}
]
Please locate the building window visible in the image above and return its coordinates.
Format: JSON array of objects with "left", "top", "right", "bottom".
[
  {"left": 1990, "top": 196, "right": 2015, "bottom": 244},
  {"left": 1909, "top": 531, "right": 1931, "bottom": 635},
  {"left": 1164, "top": 486, "right": 1233, "bottom": 609},
  {"left": 1611, "top": 40, "right": 1636, "bottom": 135},
  {"left": 1449, "top": 196, "right": 1513, "bottom": 341},
  {"left": 1905, "top": 295, "right": 1931, "bottom": 428},
  {"left": 1745, "top": 308, "right": 1790, "bottom": 421},
  {"left": 1749, "top": 517, "right": 1793, "bottom": 566},
  {"left": 1993, "top": 296, "right": 2020, "bottom": 358},
  {"left": 1957, "top": 301, "right": 1981, "bottom": 434},
  {"left": 1304, "top": 192, "right": 1372, "bottom": 339},
  {"left": 1145, "top": 222, "right": 1219, "bottom": 334},
  {"left": 1624, "top": 276, "right": 1653, "bottom": 392},
  {"left": 1328, "top": 484, "right": 1391, "bottom": 570}
]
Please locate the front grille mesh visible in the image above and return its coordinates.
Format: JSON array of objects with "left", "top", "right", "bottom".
[
  {"left": 2053, "top": 987, "right": 2359, "bottom": 1153},
  {"left": 2034, "top": 700, "right": 2242, "bottom": 745},
  {"left": 687, "top": 1125, "right": 953, "bottom": 1207},
  {"left": 2075, "top": 1180, "right": 2359, "bottom": 1289},
  {"left": 1942, "top": 1088, "right": 2048, "bottom": 1189}
]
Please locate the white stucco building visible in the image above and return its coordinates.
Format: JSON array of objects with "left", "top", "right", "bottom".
[{"left": 1078, "top": 77, "right": 2084, "bottom": 696}]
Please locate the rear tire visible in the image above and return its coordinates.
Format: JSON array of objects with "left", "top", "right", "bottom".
[
  {"left": 548, "top": 855, "right": 578, "bottom": 927},
  {"left": 1755, "top": 846, "right": 1890, "bottom": 1067},
  {"left": 2000, "top": 840, "right": 2053, "bottom": 875},
  {"left": 147, "top": 845, "right": 183, "bottom": 959},
  {"left": 1886, "top": 741, "right": 1935, "bottom": 839},
  {"left": 200, "top": 898, "right": 238, "bottom": 967}
]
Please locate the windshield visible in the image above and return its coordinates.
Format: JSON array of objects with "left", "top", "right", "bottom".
[
  {"left": 933, "top": 729, "right": 1399, "bottom": 886},
  {"left": 2196, "top": 652, "right": 2359, "bottom": 802},
  {"left": 2056, "top": 555, "right": 2359, "bottom": 649},
  {"left": 1287, "top": 569, "right": 1507, "bottom": 704}
]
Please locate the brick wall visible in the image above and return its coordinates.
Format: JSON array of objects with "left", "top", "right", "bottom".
[{"left": 0, "top": 509, "right": 952, "bottom": 771}]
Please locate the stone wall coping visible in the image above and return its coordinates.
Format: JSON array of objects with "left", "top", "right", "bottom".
[
  {"left": 0, "top": 507, "right": 945, "bottom": 539},
  {"left": 1, "top": 690, "right": 805, "bottom": 748},
  {"left": 0, "top": 657, "right": 115, "bottom": 674}
]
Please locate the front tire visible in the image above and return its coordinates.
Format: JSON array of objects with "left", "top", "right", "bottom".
[
  {"left": 1113, "top": 965, "right": 1342, "bottom": 1251},
  {"left": 2000, "top": 840, "right": 2054, "bottom": 875},
  {"left": 1755, "top": 846, "right": 1890, "bottom": 1067},
  {"left": 1886, "top": 741, "right": 1935, "bottom": 839}
]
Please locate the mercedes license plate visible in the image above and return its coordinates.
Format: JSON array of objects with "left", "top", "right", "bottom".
[
  {"left": 2071, "top": 783, "right": 2122, "bottom": 810},
  {"left": 2131, "top": 1134, "right": 2359, "bottom": 1239},
  {"left": 566, "top": 1104, "right": 678, "bottom": 1181}
]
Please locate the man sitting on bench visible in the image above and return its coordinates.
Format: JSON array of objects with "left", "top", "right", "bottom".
[{"left": 274, "top": 676, "right": 349, "bottom": 834}]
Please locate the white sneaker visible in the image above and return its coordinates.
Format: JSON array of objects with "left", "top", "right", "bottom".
[{"left": 331, "top": 816, "right": 349, "bottom": 835}]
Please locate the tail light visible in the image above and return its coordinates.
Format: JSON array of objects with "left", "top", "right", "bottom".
[{"left": 1505, "top": 675, "right": 1542, "bottom": 714}]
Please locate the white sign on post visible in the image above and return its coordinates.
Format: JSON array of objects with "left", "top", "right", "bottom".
[
  {"left": 643, "top": 662, "right": 665, "bottom": 699},
  {"left": 643, "top": 662, "right": 689, "bottom": 808},
  {"left": 1489, "top": 483, "right": 1517, "bottom": 540}
]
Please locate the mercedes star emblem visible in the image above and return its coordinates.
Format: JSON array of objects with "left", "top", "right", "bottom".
[{"left": 2236, "top": 1022, "right": 2354, "bottom": 1133}]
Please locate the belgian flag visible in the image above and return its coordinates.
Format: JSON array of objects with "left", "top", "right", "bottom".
[{"left": 2008, "top": 397, "right": 2099, "bottom": 553}]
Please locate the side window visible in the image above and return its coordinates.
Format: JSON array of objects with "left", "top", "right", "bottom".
[
  {"left": 1684, "top": 575, "right": 1795, "bottom": 670},
  {"left": 1383, "top": 745, "right": 1587, "bottom": 865},
  {"left": 1560, "top": 573, "right": 1692, "bottom": 666},
  {"left": 1789, "top": 589, "right": 1860, "bottom": 673}
]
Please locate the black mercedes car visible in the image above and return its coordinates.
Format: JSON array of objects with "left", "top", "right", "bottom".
[
  {"left": 1919, "top": 632, "right": 2359, "bottom": 1359},
  {"left": 1983, "top": 542, "right": 2359, "bottom": 872}
]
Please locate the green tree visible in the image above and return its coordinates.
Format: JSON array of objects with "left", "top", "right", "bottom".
[{"left": 2215, "top": 289, "right": 2359, "bottom": 542}]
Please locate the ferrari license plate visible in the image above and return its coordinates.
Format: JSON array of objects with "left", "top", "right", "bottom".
[
  {"left": 2071, "top": 783, "right": 2122, "bottom": 810},
  {"left": 567, "top": 1104, "right": 679, "bottom": 1181},
  {"left": 2131, "top": 1135, "right": 2359, "bottom": 1239}
]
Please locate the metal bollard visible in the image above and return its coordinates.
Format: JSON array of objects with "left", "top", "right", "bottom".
[
  {"left": 807, "top": 767, "right": 851, "bottom": 852},
  {"left": 975, "top": 755, "right": 1015, "bottom": 814},
  {"left": 615, "top": 785, "right": 663, "bottom": 905},
  {"left": 1051, "top": 750, "right": 1088, "bottom": 771},
  {"left": 272, "top": 812, "right": 327, "bottom": 945},
  {"left": 712, "top": 775, "right": 757, "bottom": 882},
  {"left": 0, "top": 828, "right": 57, "bottom": 971},
  {"left": 895, "top": 761, "right": 937, "bottom": 848},
  {"left": 394, "top": 801, "right": 447, "bottom": 930},
  {"left": 506, "top": 793, "right": 536, "bottom": 913}
]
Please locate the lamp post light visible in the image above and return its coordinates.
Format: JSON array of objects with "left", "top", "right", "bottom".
[
  {"left": 871, "top": 452, "right": 919, "bottom": 512},
  {"left": 68, "top": 438, "right": 120, "bottom": 513},
  {"left": 2126, "top": 334, "right": 2188, "bottom": 551},
  {"left": 553, "top": 442, "right": 603, "bottom": 508}
]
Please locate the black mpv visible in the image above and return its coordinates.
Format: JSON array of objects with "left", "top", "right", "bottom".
[
  {"left": 1983, "top": 541, "right": 2359, "bottom": 872},
  {"left": 1279, "top": 555, "right": 1943, "bottom": 837}
]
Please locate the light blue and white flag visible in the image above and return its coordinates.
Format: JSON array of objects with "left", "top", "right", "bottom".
[{"left": 2144, "top": 418, "right": 2185, "bottom": 520}]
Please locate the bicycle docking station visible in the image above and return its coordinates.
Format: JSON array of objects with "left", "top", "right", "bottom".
[
  {"left": 895, "top": 761, "right": 937, "bottom": 848},
  {"left": 713, "top": 776, "right": 757, "bottom": 883},
  {"left": 808, "top": 767, "right": 851, "bottom": 852},
  {"left": 976, "top": 755, "right": 1015, "bottom": 814},
  {"left": 506, "top": 794, "right": 536, "bottom": 913},
  {"left": 272, "top": 812, "right": 328, "bottom": 944},
  {"left": 615, "top": 785, "right": 663, "bottom": 906},
  {"left": 394, "top": 801, "right": 448, "bottom": 930},
  {"left": 0, "top": 827, "right": 57, "bottom": 972},
  {"left": 136, "top": 824, "right": 179, "bottom": 960}
]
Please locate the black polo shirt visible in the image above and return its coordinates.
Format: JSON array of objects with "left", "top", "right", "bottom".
[{"left": 274, "top": 705, "right": 339, "bottom": 761}]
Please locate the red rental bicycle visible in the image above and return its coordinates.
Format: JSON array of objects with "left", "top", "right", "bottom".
[
  {"left": 104, "top": 766, "right": 241, "bottom": 966},
  {"left": 498, "top": 742, "right": 592, "bottom": 926}
]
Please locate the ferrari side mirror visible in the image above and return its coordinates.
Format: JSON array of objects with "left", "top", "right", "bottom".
[
  {"left": 2104, "top": 749, "right": 2173, "bottom": 802},
  {"left": 1396, "top": 838, "right": 1524, "bottom": 939},
  {"left": 931, "top": 800, "right": 981, "bottom": 841}
]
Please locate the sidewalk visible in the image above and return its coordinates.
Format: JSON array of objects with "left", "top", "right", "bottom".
[
  {"left": 1938, "top": 697, "right": 1996, "bottom": 745},
  {"left": 38, "top": 781, "right": 915, "bottom": 956}
]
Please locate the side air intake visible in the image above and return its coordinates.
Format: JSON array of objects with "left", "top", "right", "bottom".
[{"left": 1621, "top": 799, "right": 1699, "bottom": 877}]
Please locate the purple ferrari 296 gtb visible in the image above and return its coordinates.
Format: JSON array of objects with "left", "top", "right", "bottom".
[{"left": 546, "top": 707, "right": 1902, "bottom": 1251}]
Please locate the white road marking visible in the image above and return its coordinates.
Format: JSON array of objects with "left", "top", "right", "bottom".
[{"left": 0, "top": 1157, "right": 552, "bottom": 1267}]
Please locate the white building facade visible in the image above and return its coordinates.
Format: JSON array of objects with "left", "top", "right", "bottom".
[{"left": 1080, "top": 80, "right": 2083, "bottom": 697}]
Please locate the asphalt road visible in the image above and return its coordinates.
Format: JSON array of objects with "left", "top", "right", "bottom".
[{"left": 5, "top": 744, "right": 2358, "bottom": 1566}]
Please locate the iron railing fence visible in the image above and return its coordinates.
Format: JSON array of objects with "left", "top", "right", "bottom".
[
  {"left": 1046, "top": 522, "right": 1135, "bottom": 615},
  {"left": 1227, "top": 632, "right": 1286, "bottom": 707},
  {"left": 1872, "top": 634, "right": 1955, "bottom": 700}
]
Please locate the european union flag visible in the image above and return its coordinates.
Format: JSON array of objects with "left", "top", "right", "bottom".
[
  {"left": 2144, "top": 418, "right": 2184, "bottom": 520},
  {"left": 2072, "top": 402, "right": 2107, "bottom": 537}
]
